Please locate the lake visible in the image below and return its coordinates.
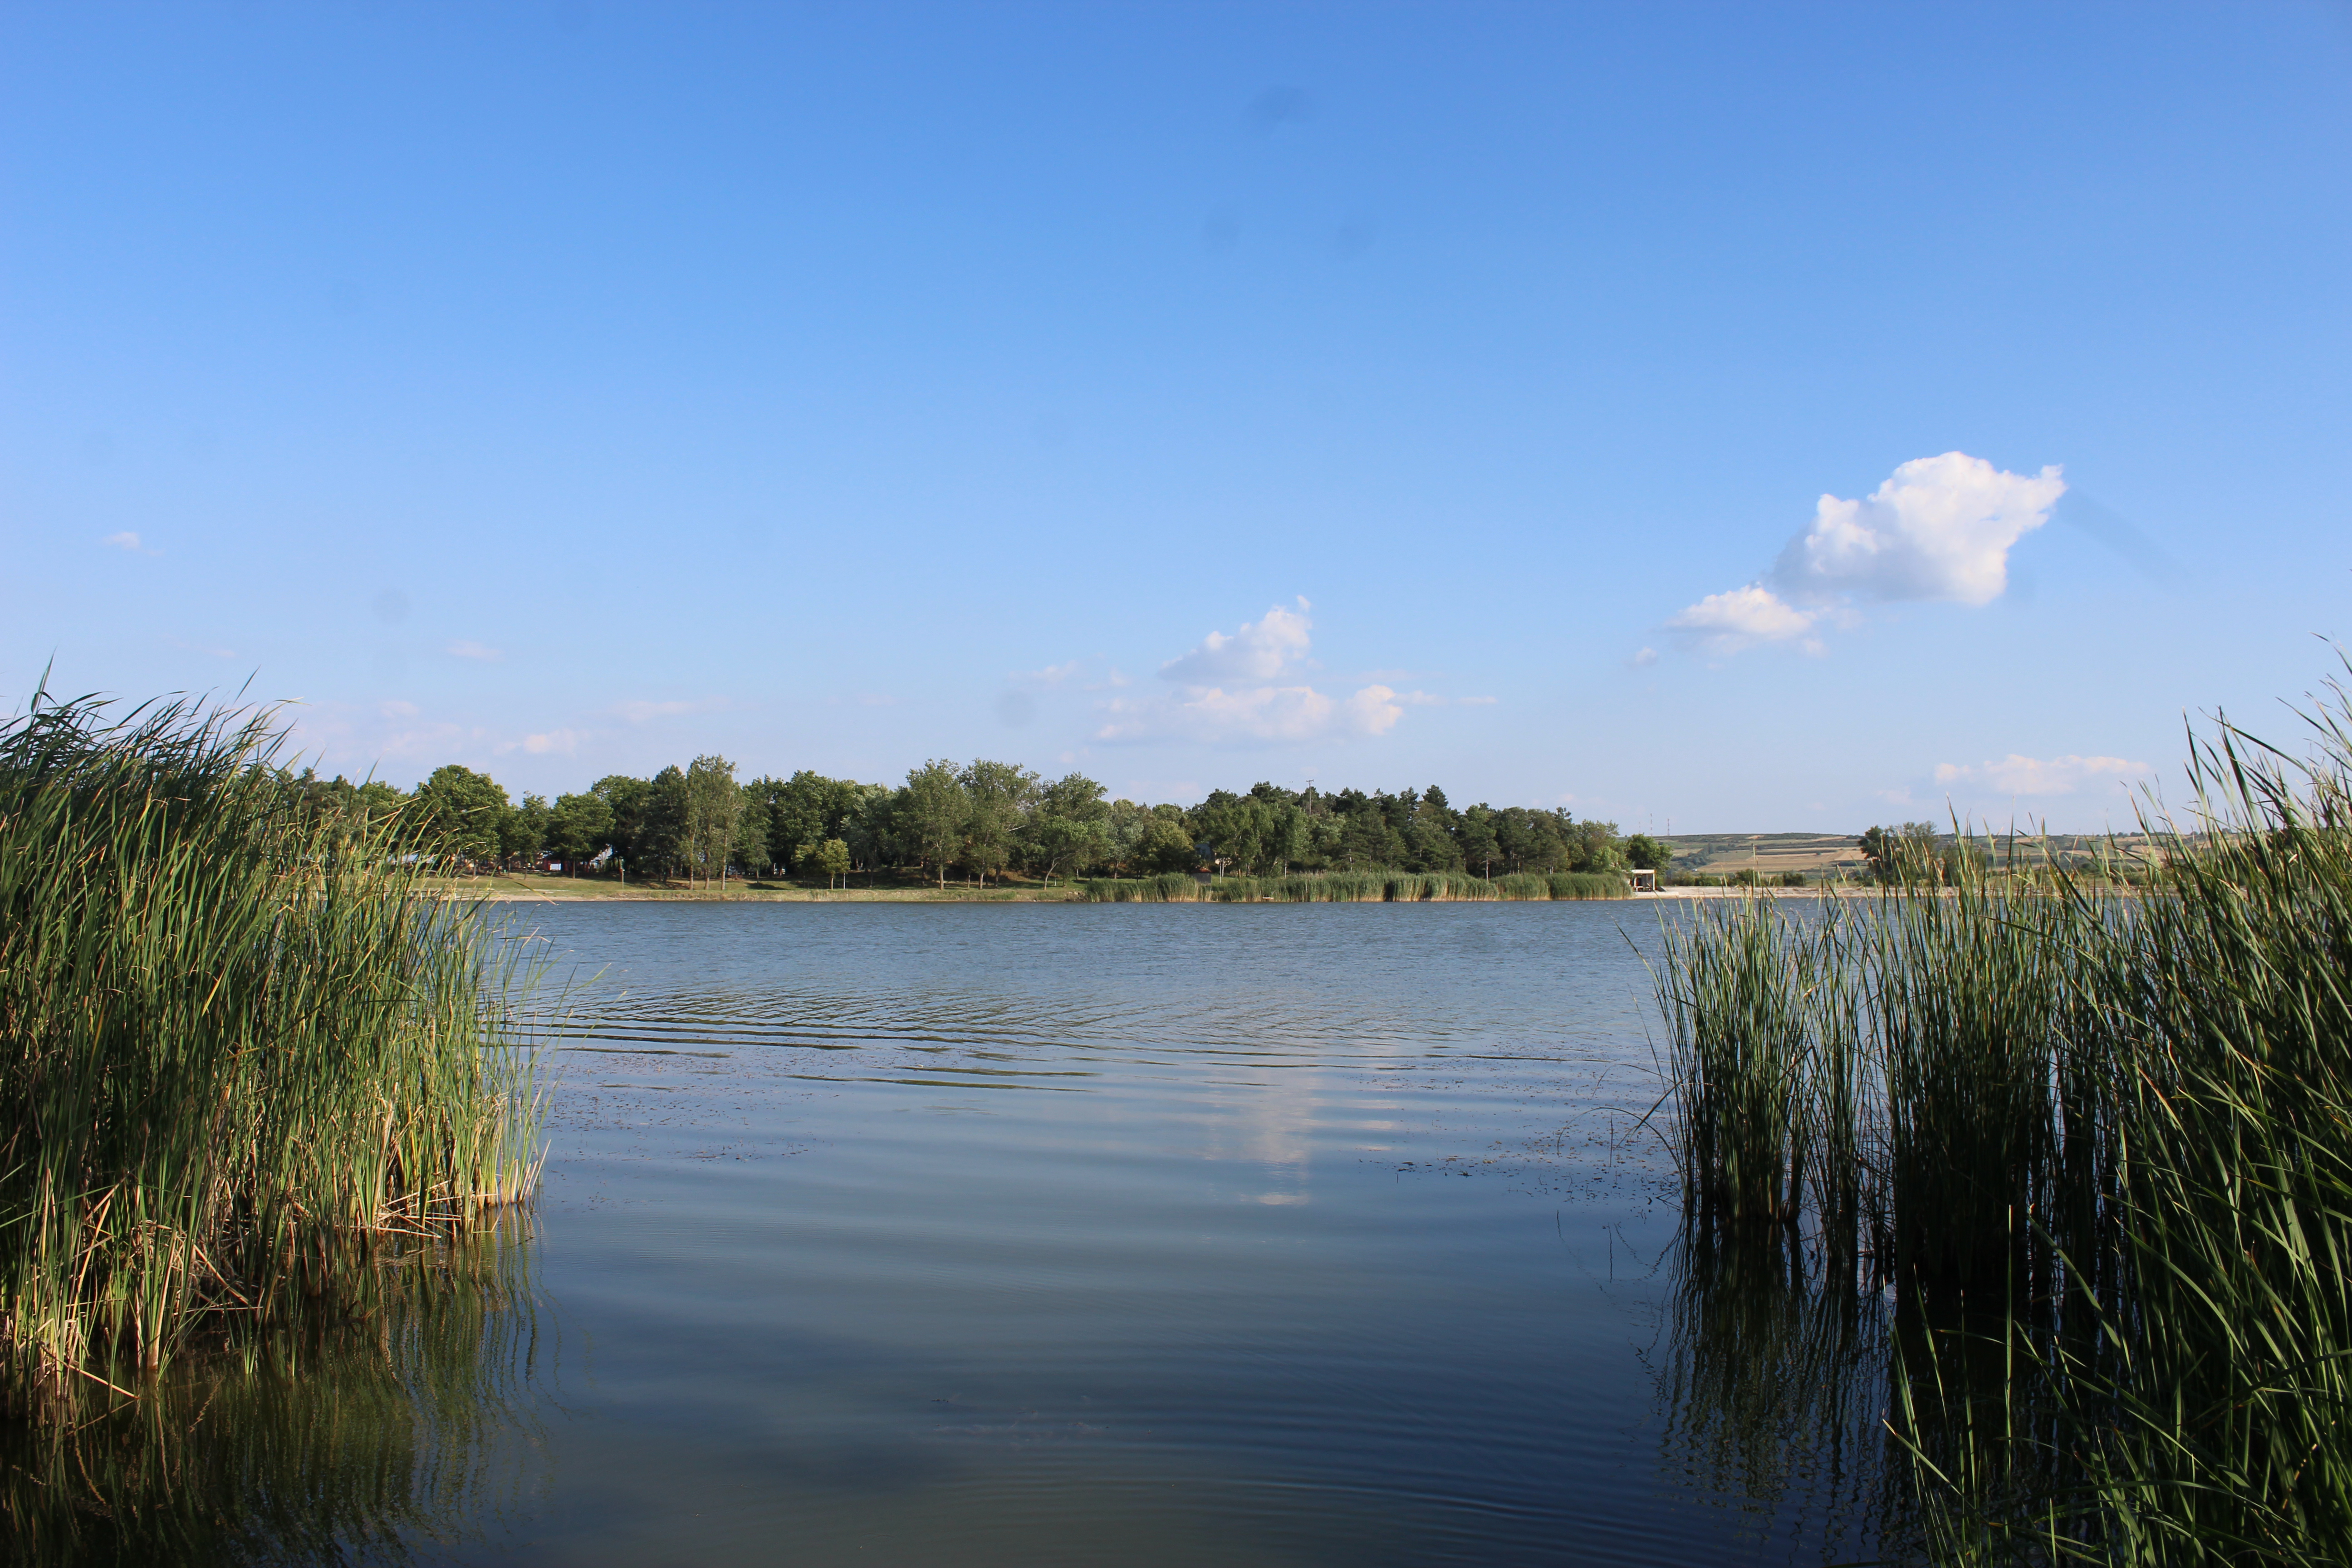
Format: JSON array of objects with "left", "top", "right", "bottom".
[{"left": 40, "top": 901, "right": 1893, "bottom": 1565}]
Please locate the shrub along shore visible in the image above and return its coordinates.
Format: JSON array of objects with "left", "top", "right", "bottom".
[
  {"left": 0, "top": 695, "right": 539, "bottom": 1408},
  {"left": 1653, "top": 664, "right": 2352, "bottom": 1562}
]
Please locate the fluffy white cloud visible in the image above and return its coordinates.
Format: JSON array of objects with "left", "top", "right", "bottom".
[
  {"left": 1934, "top": 754, "right": 2148, "bottom": 797},
  {"left": 103, "top": 531, "right": 154, "bottom": 554},
  {"left": 1158, "top": 598, "right": 1315, "bottom": 684},
  {"left": 1097, "top": 600, "right": 1407, "bottom": 744},
  {"left": 1774, "top": 452, "right": 2066, "bottom": 606},
  {"left": 1671, "top": 452, "right": 2066, "bottom": 653}
]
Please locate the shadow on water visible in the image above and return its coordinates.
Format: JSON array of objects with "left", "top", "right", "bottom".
[
  {"left": 1646, "top": 1221, "right": 1899, "bottom": 1564},
  {"left": 1, "top": 1214, "right": 552, "bottom": 1567}
]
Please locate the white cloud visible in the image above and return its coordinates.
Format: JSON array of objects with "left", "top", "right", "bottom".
[
  {"left": 1099, "top": 600, "right": 1409, "bottom": 745},
  {"left": 1098, "top": 682, "right": 1402, "bottom": 744},
  {"left": 1019, "top": 660, "right": 1085, "bottom": 687},
  {"left": 1934, "top": 753, "right": 2148, "bottom": 797},
  {"left": 520, "top": 730, "right": 583, "bottom": 755},
  {"left": 1630, "top": 647, "right": 1659, "bottom": 668},
  {"left": 1667, "top": 584, "right": 1823, "bottom": 655},
  {"left": 379, "top": 700, "right": 420, "bottom": 719},
  {"left": 102, "top": 531, "right": 156, "bottom": 554},
  {"left": 613, "top": 696, "right": 727, "bottom": 722},
  {"left": 1159, "top": 598, "right": 1314, "bottom": 684},
  {"left": 447, "top": 640, "right": 505, "bottom": 662},
  {"left": 1671, "top": 453, "right": 2066, "bottom": 653}
]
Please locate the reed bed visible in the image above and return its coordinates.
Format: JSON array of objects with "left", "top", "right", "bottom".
[
  {"left": 0, "top": 693, "right": 540, "bottom": 1400},
  {"left": 1649, "top": 667, "right": 2352, "bottom": 1563},
  {"left": 1077, "top": 869, "right": 1630, "bottom": 902}
]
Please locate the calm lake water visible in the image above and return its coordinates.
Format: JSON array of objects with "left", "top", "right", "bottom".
[{"left": 36, "top": 901, "right": 1891, "bottom": 1565}]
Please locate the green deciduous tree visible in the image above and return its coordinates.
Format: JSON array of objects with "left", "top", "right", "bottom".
[
  {"left": 1026, "top": 772, "right": 1110, "bottom": 885},
  {"left": 502, "top": 793, "right": 551, "bottom": 867},
  {"left": 960, "top": 759, "right": 1038, "bottom": 887},
  {"left": 1859, "top": 822, "right": 1940, "bottom": 883},
  {"left": 412, "top": 764, "right": 509, "bottom": 868},
  {"left": 1623, "top": 833, "right": 1672, "bottom": 872},
  {"left": 684, "top": 755, "right": 742, "bottom": 889},
  {"left": 901, "top": 760, "right": 969, "bottom": 888},
  {"left": 1132, "top": 815, "right": 1200, "bottom": 875},
  {"left": 545, "top": 791, "right": 615, "bottom": 872}
]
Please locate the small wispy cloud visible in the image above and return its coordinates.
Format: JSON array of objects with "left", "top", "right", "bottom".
[
  {"left": 379, "top": 700, "right": 420, "bottom": 719},
  {"left": 447, "top": 640, "right": 505, "bottom": 662},
  {"left": 613, "top": 697, "right": 727, "bottom": 722},
  {"left": 103, "top": 531, "right": 159, "bottom": 555},
  {"left": 518, "top": 730, "right": 583, "bottom": 755},
  {"left": 1934, "top": 753, "right": 2149, "bottom": 797},
  {"left": 1018, "top": 660, "right": 1085, "bottom": 687}
]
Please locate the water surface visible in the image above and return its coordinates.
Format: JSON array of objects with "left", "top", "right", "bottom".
[
  {"left": 18, "top": 901, "right": 1888, "bottom": 1566},
  {"left": 450, "top": 900, "right": 1875, "bottom": 1566}
]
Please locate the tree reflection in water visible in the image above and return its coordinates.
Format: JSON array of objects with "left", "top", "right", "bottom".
[{"left": 1, "top": 1212, "right": 551, "bottom": 1567}]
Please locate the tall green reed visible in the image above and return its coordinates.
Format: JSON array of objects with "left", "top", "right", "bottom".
[
  {"left": 1651, "top": 663, "right": 2352, "bottom": 1563},
  {"left": 0, "top": 692, "right": 540, "bottom": 1395},
  {"left": 1653, "top": 897, "right": 1863, "bottom": 1228}
]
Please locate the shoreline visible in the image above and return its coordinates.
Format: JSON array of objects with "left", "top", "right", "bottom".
[{"left": 439, "top": 880, "right": 1857, "bottom": 905}]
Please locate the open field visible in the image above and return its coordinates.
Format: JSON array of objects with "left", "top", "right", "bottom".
[{"left": 1660, "top": 829, "right": 2161, "bottom": 881}]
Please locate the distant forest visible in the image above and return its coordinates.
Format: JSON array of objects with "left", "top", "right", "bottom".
[{"left": 289, "top": 758, "right": 1671, "bottom": 886}]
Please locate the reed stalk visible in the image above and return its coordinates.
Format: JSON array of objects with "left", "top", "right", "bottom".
[
  {"left": 1650, "top": 660, "right": 2352, "bottom": 1562},
  {"left": 0, "top": 692, "right": 541, "bottom": 1397}
]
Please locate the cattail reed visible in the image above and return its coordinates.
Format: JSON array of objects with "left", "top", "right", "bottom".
[
  {"left": 0, "top": 692, "right": 541, "bottom": 1398},
  {"left": 1651, "top": 661, "right": 2352, "bottom": 1559}
]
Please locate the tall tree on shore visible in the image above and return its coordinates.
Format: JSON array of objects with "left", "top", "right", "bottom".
[
  {"left": 901, "top": 760, "right": 969, "bottom": 888},
  {"left": 546, "top": 790, "right": 615, "bottom": 872},
  {"left": 684, "top": 755, "right": 742, "bottom": 889},
  {"left": 960, "top": 759, "right": 1037, "bottom": 887},
  {"left": 412, "top": 764, "right": 509, "bottom": 867},
  {"left": 638, "top": 766, "right": 691, "bottom": 878},
  {"left": 1026, "top": 772, "right": 1110, "bottom": 886}
]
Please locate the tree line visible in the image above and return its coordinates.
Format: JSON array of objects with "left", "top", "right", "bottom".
[{"left": 285, "top": 758, "right": 1672, "bottom": 886}]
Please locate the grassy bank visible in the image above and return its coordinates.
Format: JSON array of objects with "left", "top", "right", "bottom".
[
  {"left": 1077, "top": 869, "right": 1631, "bottom": 902},
  {"left": 1650, "top": 670, "right": 2352, "bottom": 1562},
  {"left": 429, "top": 868, "right": 1637, "bottom": 902},
  {"left": 0, "top": 695, "right": 539, "bottom": 1401}
]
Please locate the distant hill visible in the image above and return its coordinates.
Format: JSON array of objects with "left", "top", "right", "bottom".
[{"left": 1661, "top": 830, "right": 2157, "bottom": 878}]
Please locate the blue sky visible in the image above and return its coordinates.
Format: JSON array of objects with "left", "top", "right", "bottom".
[{"left": 5, "top": 2, "right": 2347, "bottom": 832}]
